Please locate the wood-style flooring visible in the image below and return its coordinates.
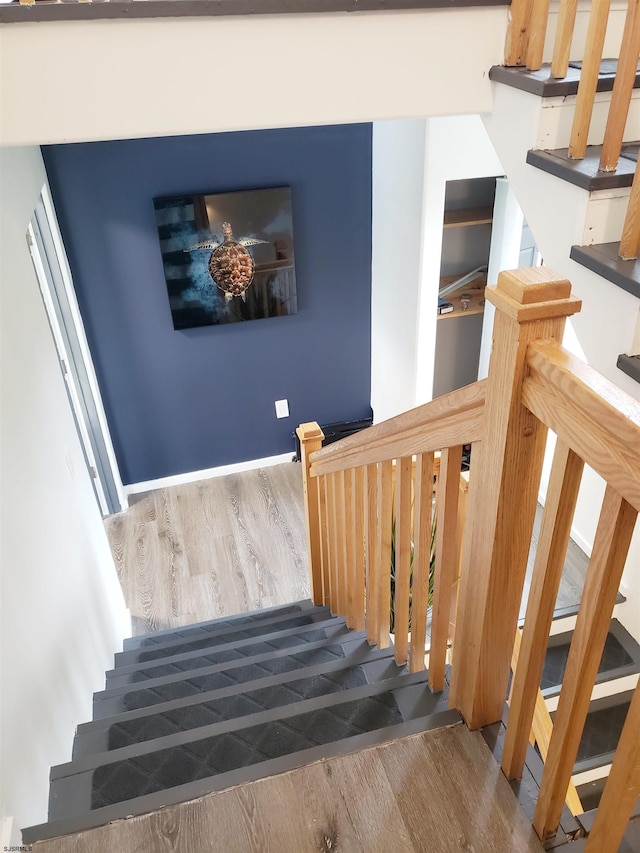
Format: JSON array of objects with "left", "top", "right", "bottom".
[
  {"left": 105, "top": 463, "right": 310, "bottom": 636},
  {"left": 31, "top": 725, "right": 543, "bottom": 853}
]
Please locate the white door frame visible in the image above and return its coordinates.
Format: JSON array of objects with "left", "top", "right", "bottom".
[{"left": 27, "top": 183, "right": 127, "bottom": 516}]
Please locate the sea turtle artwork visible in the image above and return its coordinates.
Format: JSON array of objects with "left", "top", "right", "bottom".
[{"left": 185, "top": 222, "right": 267, "bottom": 303}]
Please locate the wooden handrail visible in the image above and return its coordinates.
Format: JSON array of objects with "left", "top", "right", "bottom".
[
  {"left": 309, "top": 380, "right": 485, "bottom": 477},
  {"left": 299, "top": 267, "right": 640, "bottom": 847}
]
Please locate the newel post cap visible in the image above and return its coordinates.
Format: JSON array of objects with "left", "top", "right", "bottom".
[{"left": 486, "top": 267, "right": 582, "bottom": 322}]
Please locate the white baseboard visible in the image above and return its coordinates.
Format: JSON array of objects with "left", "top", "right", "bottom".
[{"left": 124, "top": 453, "right": 296, "bottom": 496}]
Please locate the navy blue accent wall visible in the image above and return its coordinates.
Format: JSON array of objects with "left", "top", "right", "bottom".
[{"left": 42, "top": 125, "right": 372, "bottom": 484}]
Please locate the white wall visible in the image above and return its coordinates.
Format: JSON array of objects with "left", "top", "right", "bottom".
[
  {"left": 0, "top": 147, "right": 129, "bottom": 840},
  {"left": 371, "top": 119, "right": 427, "bottom": 422},
  {"left": 0, "top": 10, "right": 508, "bottom": 145},
  {"left": 415, "top": 114, "right": 504, "bottom": 404}
]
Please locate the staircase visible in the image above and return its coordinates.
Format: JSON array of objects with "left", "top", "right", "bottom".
[{"left": 23, "top": 599, "right": 461, "bottom": 844}]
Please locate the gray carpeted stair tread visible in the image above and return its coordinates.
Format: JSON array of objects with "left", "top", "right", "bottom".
[
  {"left": 75, "top": 658, "right": 406, "bottom": 758},
  {"left": 123, "top": 600, "right": 314, "bottom": 651},
  {"left": 106, "top": 620, "right": 348, "bottom": 686},
  {"left": 93, "top": 633, "right": 367, "bottom": 719},
  {"left": 50, "top": 672, "right": 444, "bottom": 821},
  {"left": 114, "top": 609, "right": 333, "bottom": 666}
]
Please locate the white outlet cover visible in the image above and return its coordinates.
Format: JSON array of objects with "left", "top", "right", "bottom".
[{"left": 275, "top": 399, "right": 289, "bottom": 419}]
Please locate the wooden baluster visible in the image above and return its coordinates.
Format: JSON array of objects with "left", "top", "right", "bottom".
[
  {"left": 502, "top": 440, "right": 584, "bottom": 780},
  {"left": 365, "top": 463, "right": 380, "bottom": 645},
  {"left": 620, "top": 158, "right": 640, "bottom": 259},
  {"left": 450, "top": 268, "right": 581, "bottom": 729},
  {"left": 585, "top": 680, "right": 640, "bottom": 851},
  {"left": 429, "top": 444, "right": 463, "bottom": 693},
  {"left": 533, "top": 487, "right": 637, "bottom": 840},
  {"left": 296, "top": 422, "right": 325, "bottom": 605},
  {"left": 409, "top": 452, "right": 435, "bottom": 673},
  {"left": 448, "top": 469, "right": 470, "bottom": 647},
  {"left": 335, "top": 470, "right": 348, "bottom": 619},
  {"left": 327, "top": 472, "right": 340, "bottom": 616},
  {"left": 393, "top": 456, "right": 413, "bottom": 665},
  {"left": 600, "top": 0, "right": 640, "bottom": 171},
  {"left": 526, "top": 0, "right": 552, "bottom": 71},
  {"left": 377, "top": 459, "right": 393, "bottom": 649},
  {"left": 510, "top": 630, "right": 583, "bottom": 816},
  {"left": 343, "top": 468, "right": 356, "bottom": 628},
  {"left": 568, "top": 0, "right": 611, "bottom": 160},
  {"left": 551, "top": 0, "right": 579, "bottom": 78},
  {"left": 353, "top": 466, "right": 366, "bottom": 632},
  {"left": 505, "top": 0, "right": 534, "bottom": 66},
  {"left": 317, "top": 475, "right": 330, "bottom": 606}
]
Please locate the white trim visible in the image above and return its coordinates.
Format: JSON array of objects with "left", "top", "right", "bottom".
[
  {"left": 124, "top": 452, "right": 295, "bottom": 497},
  {"left": 40, "top": 184, "right": 128, "bottom": 512}
]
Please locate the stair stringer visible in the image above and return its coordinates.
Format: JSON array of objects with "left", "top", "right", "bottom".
[
  {"left": 482, "top": 78, "right": 640, "bottom": 650},
  {"left": 482, "top": 81, "right": 640, "bottom": 398}
]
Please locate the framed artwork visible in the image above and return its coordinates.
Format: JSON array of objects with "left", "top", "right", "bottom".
[{"left": 154, "top": 186, "right": 297, "bottom": 330}]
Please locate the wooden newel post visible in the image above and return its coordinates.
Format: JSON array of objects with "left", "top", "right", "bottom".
[
  {"left": 450, "top": 268, "right": 581, "bottom": 729},
  {"left": 296, "top": 422, "right": 325, "bottom": 606}
]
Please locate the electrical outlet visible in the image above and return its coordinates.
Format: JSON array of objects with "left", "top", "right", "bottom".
[{"left": 275, "top": 399, "right": 289, "bottom": 419}]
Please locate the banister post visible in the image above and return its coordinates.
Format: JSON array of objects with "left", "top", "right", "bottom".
[
  {"left": 450, "top": 268, "right": 581, "bottom": 729},
  {"left": 296, "top": 422, "right": 325, "bottom": 606}
]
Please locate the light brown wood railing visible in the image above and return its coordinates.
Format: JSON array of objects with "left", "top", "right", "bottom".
[
  {"left": 506, "top": 0, "right": 640, "bottom": 259},
  {"left": 297, "top": 381, "right": 484, "bottom": 684},
  {"left": 299, "top": 266, "right": 640, "bottom": 845}
]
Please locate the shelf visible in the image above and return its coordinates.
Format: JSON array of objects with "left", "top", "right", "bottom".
[
  {"left": 438, "top": 276, "right": 487, "bottom": 320},
  {"left": 443, "top": 206, "right": 493, "bottom": 229}
]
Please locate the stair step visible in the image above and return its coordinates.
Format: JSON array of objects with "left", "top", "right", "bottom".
[
  {"left": 73, "top": 652, "right": 405, "bottom": 758},
  {"left": 114, "top": 608, "right": 333, "bottom": 667},
  {"left": 568, "top": 689, "right": 634, "bottom": 777},
  {"left": 569, "top": 813, "right": 640, "bottom": 851},
  {"left": 570, "top": 242, "right": 640, "bottom": 300},
  {"left": 541, "top": 619, "right": 640, "bottom": 699},
  {"left": 92, "top": 629, "right": 364, "bottom": 719},
  {"left": 122, "top": 599, "right": 313, "bottom": 651},
  {"left": 526, "top": 145, "right": 638, "bottom": 192},
  {"left": 24, "top": 708, "right": 461, "bottom": 844},
  {"left": 618, "top": 353, "right": 640, "bottom": 384},
  {"left": 489, "top": 60, "right": 640, "bottom": 99},
  {"left": 48, "top": 673, "right": 450, "bottom": 822},
  {"left": 106, "top": 615, "right": 349, "bottom": 686}
]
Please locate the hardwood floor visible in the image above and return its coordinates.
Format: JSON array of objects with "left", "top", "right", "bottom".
[
  {"left": 105, "top": 463, "right": 310, "bottom": 636},
  {"left": 32, "top": 725, "right": 543, "bottom": 853}
]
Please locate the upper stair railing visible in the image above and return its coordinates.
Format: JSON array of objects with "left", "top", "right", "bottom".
[
  {"left": 298, "top": 266, "right": 640, "bottom": 847},
  {"left": 506, "top": 0, "right": 640, "bottom": 259}
]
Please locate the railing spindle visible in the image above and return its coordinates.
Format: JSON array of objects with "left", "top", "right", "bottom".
[
  {"left": 525, "top": 0, "right": 552, "bottom": 71},
  {"left": 551, "top": 0, "right": 579, "bottom": 78},
  {"left": 366, "top": 463, "right": 380, "bottom": 645},
  {"left": 534, "top": 486, "right": 637, "bottom": 840},
  {"left": 392, "top": 456, "right": 413, "bottom": 665},
  {"left": 620, "top": 157, "right": 640, "bottom": 259},
  {"left": 506, "top": 0, "right": 534, "bottom": 66},
  {"left": 600, "top": 0, "right": 640, "bottom": 171},
  {"left": 502, "top": 440, "right": 584, "bottom": 780},
  {"left": 317, "top": 475, "right": 330, "bottom": 606},
  {"left": 377, "top": 459, "right": 393, "bottom": 649},
  {"left": 327, "top": 472, "right": 340, "bottom": 615},
  {"left": 409, "top": 452, "right": 435, "bottom": 673},
  {"left": 353, "top": 466, "right": 366, "bottom": 631},
  {"left": 568, "top": 0, "right": 611, "bottom": 159},
  {"left": 585, "top": 680, "right": 640, "bottom": 851},
  {"left": 429, "top": 444, "right": 463, "bottom": 693},
  {"left": 336, "top": 470, "right": 348, "bottom": 619},
  {"left": 449, "top": 470, "right": 470, "bottom": 646},
  {"left": 343, "top": 468, "right": 356, "bottom": 628}
]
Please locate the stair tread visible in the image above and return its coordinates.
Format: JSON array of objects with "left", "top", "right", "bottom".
[
  {"left": 115, "top": 609, "right": 333, "bottom": 666},
  {"left": 106, "top": 617, "right": 349, "bottom": 684},
  {"left": 93, "top": 632, "right": 368, "bottom": 718},
  {"left": 122, "top": 600, "right": 313, "bottom": 650},
  {"left": 490, "top": 60, "right": 640, "bottom": 98},
  {"left": 570, "top": 242, "right": 640, "bottom": 300},
  {"left": 526, "top": 145, "right": 638, "bottom": 192}
]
